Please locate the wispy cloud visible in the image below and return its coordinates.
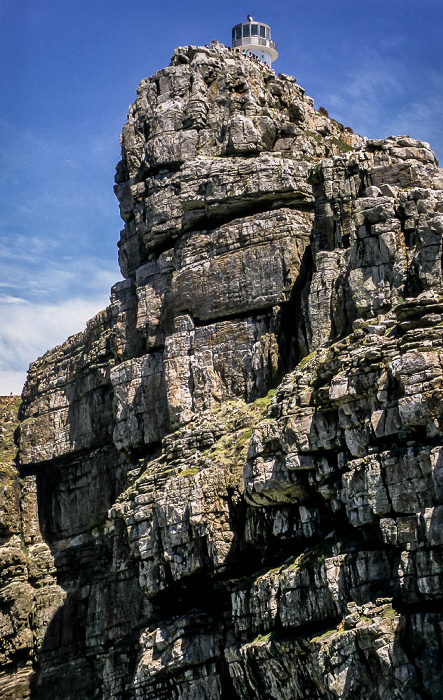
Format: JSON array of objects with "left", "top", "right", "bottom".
[
  {"left": 0, "top": 252, "right": 120, "bottom": 304},
  {"left": 0, "top": 118, "right": 122, "bottom": 248},
  {"left": 0, "top": 118, "right": 123, "bottom": 394},
  {"left": 324, "top": 45, "right": 443, "bottom": 162},
  {"left": 0, "top": 294, "right": 112, "bottom": 395},
  {"left": 326, "top": 49, "right": 406, "bottom": 128}
]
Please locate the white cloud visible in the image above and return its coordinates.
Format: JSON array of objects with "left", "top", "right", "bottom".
[
  {"left": 0, "top": 120, "right": 123, "bottom": 395},
  {"left": 0, "top": 295, "right": 111, "bottom": 395},
  {"left": 0, "top": 252, "right": 120, "bottom": 304},
  {"left": 0, "top": 371, "right": 29, "bottom": 397},
  {"left": 323, "top": 46, "right": 443, "bottom": 161},
  {"left": 382, "top": 90, "right": 443, "bottom": 159},
  {"left": 325, "top": 50, "right": 405, "bottom": 129},
  {"left": 0, "top": 100, "right": 124, "bottom": 397}
]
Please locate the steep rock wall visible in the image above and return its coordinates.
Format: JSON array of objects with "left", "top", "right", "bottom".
[{"left": 9, "top": 42, "right": 443, "bottom": 698}]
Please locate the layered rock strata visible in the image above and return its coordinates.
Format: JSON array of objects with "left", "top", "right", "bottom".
[{"left": 11, "top": 41, "right": 443, "bottom": 698}]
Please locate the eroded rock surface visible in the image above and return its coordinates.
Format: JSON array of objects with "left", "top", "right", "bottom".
[{"left": 9, "top": 41, "right": 443, "bottom": 698}]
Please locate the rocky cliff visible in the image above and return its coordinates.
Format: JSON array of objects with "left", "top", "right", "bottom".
[{"left": 4, "top": 41, "right": 443, "bottom": 698}]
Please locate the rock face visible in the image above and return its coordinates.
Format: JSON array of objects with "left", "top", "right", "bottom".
[
  {"left": 0, "top": 397, "right": 64, "bottom": 700},
  {"left": 8, "top": 41, "right": 443, "bottom": 698}
]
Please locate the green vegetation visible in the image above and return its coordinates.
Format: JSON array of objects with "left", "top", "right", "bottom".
[
  {"left": 250, "top": 539, "right": 335, "bottom": 588},
  {"left": 311, "top": 603, "right": 397, "bottom": 644},
  {"left": 203, "top": 387, "right": 279, "bottom": 468},
  {"left": 306, "top": 130, "right": 324, "bottom": 144},
  {"left": 286, "top": 540, "right": 334, "bottom": 571},
  {"left": 203, "top": 426, "right": 253, "bottom": 468},
  {"left": 310, "top": 628, "right": 336, "bottom": 643},
  {"left": 285, "top": 553, "right": 307, "bottom": 572},
  {"left": 179, "top": 466, "right": 200, "bottom": 478},
  {"left": 310, "top": 624, "right": 346, "bottom": 643},
  {"left": 330, "top": 137, "right": 353, "bottom": 152},
  {"left": 252, "top": 631, "right": 272, "bottom": 644},
  {"left": 251, "top": 563, "right": 284, "bottom": 580},
  {"left": 250, "top": 629, "right": 289, "bottom": 645},
  {"left": 304, "top": 130, "right": 353, "bottom": 153},
  {"left": 253, "top": 388, "right": 277, "bottom": 409},
  {"left": 298, "top": 350, "right": 316, "bottom": 369},
  {"left": 117, "top": 387, "right": 281, "bottom": 499}
]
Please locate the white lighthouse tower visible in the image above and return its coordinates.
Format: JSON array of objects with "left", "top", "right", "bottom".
[{"left": 231, "top": 16, "right": 278, "bottom": 66}]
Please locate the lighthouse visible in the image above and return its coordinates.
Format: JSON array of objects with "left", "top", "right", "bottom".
[{"left": 231, "top": 16, "right": 278, "bottom": 66}]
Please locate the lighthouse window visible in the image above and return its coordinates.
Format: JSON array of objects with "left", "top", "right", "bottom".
[
  {"left": 251, "top": 24, "right": 258, "bottom": 36},
  {"left": 266, "top": 27, "right": 270, "bottom": 40},
  {"left": 242, "top": 24, "right": 250, "bottom": 37},
  {"left": 235, "top": 26, "right": 242, "bottom": 40},
  {"left": 260, "top": 25, "right": 266, "bottom": 38}
]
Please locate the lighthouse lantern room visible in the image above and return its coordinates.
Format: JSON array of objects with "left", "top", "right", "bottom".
[{"left": 231, "top": 16, "right": 278, "bottom": 66}]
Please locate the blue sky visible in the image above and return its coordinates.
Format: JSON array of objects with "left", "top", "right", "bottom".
[{"left": 1, "top": 0, "right": 442, "bottom": 394}]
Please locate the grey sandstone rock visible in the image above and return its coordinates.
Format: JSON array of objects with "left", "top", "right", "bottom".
[{"left": 3, "top": 41, "right": 443, "bottom": 699}]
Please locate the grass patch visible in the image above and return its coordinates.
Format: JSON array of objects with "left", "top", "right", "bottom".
[
  {"left": 310, "top": 628, "right": 336, "bottom": 643},
  {"left": 298, "top": 350, "right": 316, "bottom": 370},
  {"left": 117, "top": 387, "right": 281, "bottom": 500},
  {"left": 251, "top": 563, "right": 285, "bottom": 580},
  {"left": 285, "top": 553, "right": 307, "bottom": 572},
  {"left": 179, "top": 466, "right": 200, "bottom": 478},
  {"left": 310, "top": 624, "right": 346, "bottom": 643},
  {"left": 251, "top": 540, "right": 335, "bottom": 585},
  {"left": 330, "top": 137, "right": 353, "bottom": 152},
  {"left": 285, "top": 540, "right": 334, "bottom": 573},
  {"left": 205, "top": 427, "right": 253, "bottom": 467},
  {"left": 250, "top": 629, "right": 288, "bottom": 645},
  {"left": 252, "top": 631, "right": 272, "bottom": 644},
  {"left": 305, "top": 130, "right": 324, "bottom": 144},
  {"left": 253, "top": 388, "right": 277, "bottom": 410},
  {"left": 203, "top": 388, "right": 279, "bottom": 467}
]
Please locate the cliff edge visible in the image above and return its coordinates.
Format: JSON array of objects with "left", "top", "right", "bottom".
[{"left": 6, "top": 42, "right": 443, "bottom": 698}]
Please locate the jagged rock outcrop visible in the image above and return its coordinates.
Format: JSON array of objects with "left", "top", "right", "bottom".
[{"left": 7, "top": 41, "right": 443, "bottom": 698}]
